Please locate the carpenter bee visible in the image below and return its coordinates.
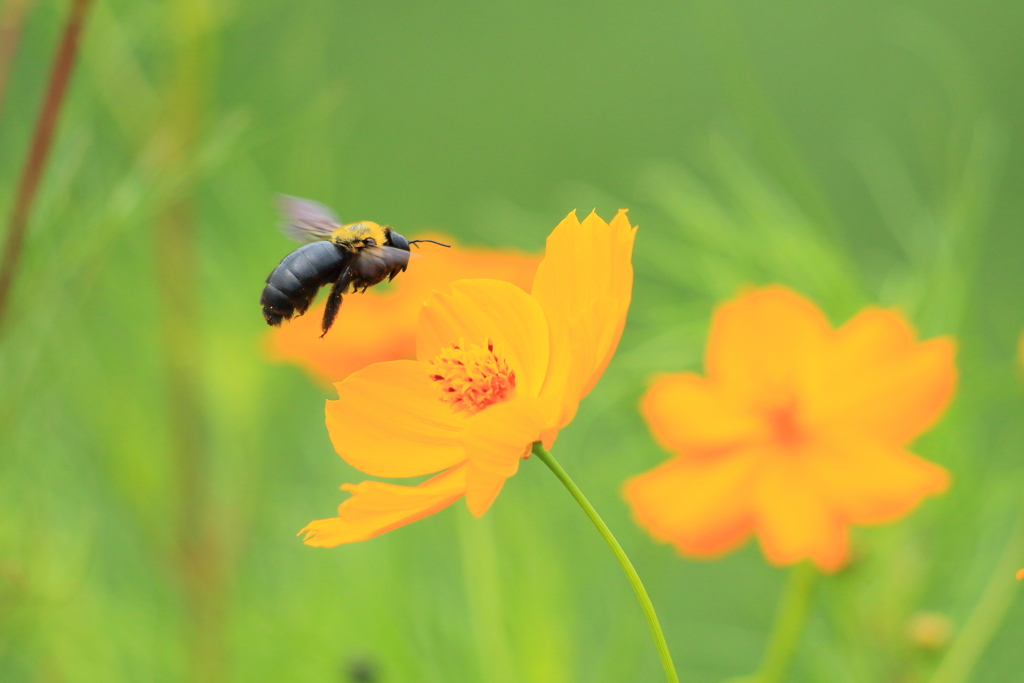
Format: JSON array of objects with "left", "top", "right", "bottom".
[{"left": 260, "top": 195, "right": 448, "bottom": 337}]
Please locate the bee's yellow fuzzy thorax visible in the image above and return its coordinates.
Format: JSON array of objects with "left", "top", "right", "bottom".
[{"left": 331, "top": 222, "right": 387, "bottom": 250}]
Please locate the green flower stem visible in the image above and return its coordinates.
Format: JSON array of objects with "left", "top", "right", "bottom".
[
  {"left": 740, "top": 562, "right": 817, "bottom": 683},
  {"left": 531, "top": 442, "right": 680, "bottom": 683}
]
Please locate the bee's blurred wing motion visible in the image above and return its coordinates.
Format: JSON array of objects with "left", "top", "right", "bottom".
[{"left": 278, "top": 195, "right": 341, "bottom": 244}]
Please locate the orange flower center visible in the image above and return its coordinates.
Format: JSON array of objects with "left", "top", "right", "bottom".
[
  {"left": 765, "top": 401, "right": 806, "bottom": 448},
  {"left": 429, "top": 340, "right": 516, "bottom": 415}
]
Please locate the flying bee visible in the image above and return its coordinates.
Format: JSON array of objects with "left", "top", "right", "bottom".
[{"left": 260, "top": 195, "right": 449, "bottom": 337}]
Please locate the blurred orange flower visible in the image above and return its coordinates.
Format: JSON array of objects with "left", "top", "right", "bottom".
[
  {"left": 267, "top": 237, "right": 541, "bottom": 384},
  {"left": 624, "top": 286, "right": 956, "bottom": 572},
  {"left": 301, "top": 210, "right": 636, "bottom": 546}
]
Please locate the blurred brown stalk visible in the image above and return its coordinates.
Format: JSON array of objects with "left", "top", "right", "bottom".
[{"left": 0, "top": 0, "right": 91, "bottom": 331}]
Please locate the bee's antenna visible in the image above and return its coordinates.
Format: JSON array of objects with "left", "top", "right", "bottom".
[{"left": 407, "top": 239, "right": 451, "bottom": 249}]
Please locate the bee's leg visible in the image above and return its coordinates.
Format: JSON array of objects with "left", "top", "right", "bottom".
[{"left": 321, "top": 267, "right": 352, "bottom": 338}]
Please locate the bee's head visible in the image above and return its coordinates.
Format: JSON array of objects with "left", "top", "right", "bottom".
[
  {"left": 385, "top": 228, "right": 411, "bottom": 251},
  {"left": 385, "top": 228, "right": 451, "bottom": 252}
]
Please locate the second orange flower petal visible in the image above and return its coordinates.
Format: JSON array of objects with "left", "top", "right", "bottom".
[
  {"left": 806, "top": 437, "right": 949, "bottom": 525},
  {"left": 641, "top": 373, "right": 762, "bottom": 453},
  {"left": 753, "top": 458, "right": 849, "bottom": 571},
  {"left": 705, "top": 286, "right": 831, "bottom": 404},
  {"left": 624, "top": 450, "right": 758, "bottom": 556},
  {"left": 809, "top": 308, "right": 957, "bottom": 446}
]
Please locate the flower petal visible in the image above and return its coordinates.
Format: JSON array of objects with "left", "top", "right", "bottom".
[
  {"left": 461, "top": 397, "right": 548, "bottom": 516},
  {"left": 808, "top": 308, "right": 957, "bottom": 445},
  {"left": 624, "top": 449, "right": 758, "bottom": 556},
  {"left": 808, "top": 436, "right": 949, "bottom": 525},
  {"left": 326, "top": 360, "right": 465, "bottom": 478},
  {"left": 301, "top": 464, "right": 467, "bottom": 547},
  {"left": 640, "top": 373, "right": 763, "bottom": 454},
  {"left": 582, "top": 209, "right": 637, "bottom": 396},
  {"left": 706, "top": 286, "right": 831, "bottom": 407},
  {"left": 416, "top": 279, "right": 550, "bottom": 398},
  {"left": 753, "top": 456, "right": 849, "bottom": 572},
  {"left": 532, "top": 209, "right": 636, "bottom": 424},
  {"left": 465, "top": 467, "right": 507, "bottom": 519}
]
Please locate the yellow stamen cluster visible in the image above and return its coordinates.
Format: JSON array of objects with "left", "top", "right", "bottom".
[{"left": 429, "top": 339, "right": 516, "bottom": 415}]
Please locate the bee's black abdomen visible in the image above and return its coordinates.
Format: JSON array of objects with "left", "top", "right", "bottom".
[
  {"left": 261, "top": 241, "right": 348, "bottom": 326},
  {"left": 277, "top": 245, "right": 323, "bottom": 283},
  {"left": 260, "top": 283, "right": 290, "bottom": 325}
]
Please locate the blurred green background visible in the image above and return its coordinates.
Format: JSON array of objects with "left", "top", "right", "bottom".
[{"left": 1, "top": 0, "right": 1023, "bottom": 681}]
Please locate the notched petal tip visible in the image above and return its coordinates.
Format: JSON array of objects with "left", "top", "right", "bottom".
[{"left": 609, "top": 208, "right": 635, "bottom": 232}]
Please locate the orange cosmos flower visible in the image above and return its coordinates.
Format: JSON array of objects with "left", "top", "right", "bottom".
[
  {"left": 624, "top": 286, "right": 956, "bottom": 572},
  {"left": 267, "top": 237, "right": 541, "bottom": 384},
  {"left": 301, "top": 210, "right": 636, "bottom": 546}
]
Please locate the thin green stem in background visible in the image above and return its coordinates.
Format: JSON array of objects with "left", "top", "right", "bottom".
[
  {"left": 727, "top": 562, "right": 816, "bottom": 683},
  {"left": 158, "top": 1, "right": 224, "bottom": 681},
  {"left": 531, "top": 442, "right": 680, "bottom": 683},
  {"left": 926, "top": 504, "right": 1024, "bottom": 683},
  {"left": 720, "top": 562, "right": 815, "bottom": 683}
]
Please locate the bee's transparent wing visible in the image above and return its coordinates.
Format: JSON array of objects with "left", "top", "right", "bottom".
[{"left": 278, "top": 195, "right": 341, "bottom": 244}]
